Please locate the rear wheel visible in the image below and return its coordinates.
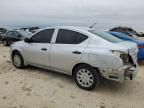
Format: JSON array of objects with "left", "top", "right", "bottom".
[
  {"left": 73, "top": 64, "right": 100, "bottom": 90},
  {"left": 12, "top": 52, "right": 25, "bottom": 69}
]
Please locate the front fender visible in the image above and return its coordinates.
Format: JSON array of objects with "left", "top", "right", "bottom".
[{"left": 10, "top": 42, "right": 27, "bottom": 65}]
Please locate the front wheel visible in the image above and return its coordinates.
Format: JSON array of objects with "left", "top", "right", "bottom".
[
  {"left": 12, "top": 52, "right": 25, "bottom": 69},
  {"left": 74, "top": 64, "right": 100, "bottom": 91}
]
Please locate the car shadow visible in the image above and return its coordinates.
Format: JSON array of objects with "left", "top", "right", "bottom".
[
  {"left": 95, "top": 78, "right": 134, "bottom": 93},
  {"left": 25, "top": 66, "right": 73, "bottom": 84},
  {"left": 23, "top": 65, "right": 135, "bottom": 93}
]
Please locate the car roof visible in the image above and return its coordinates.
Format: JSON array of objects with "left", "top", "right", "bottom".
[
  {"left": 46, "top": 26, "right": 90, "bottom": 30},
  {"left": 31, "top": 26, "right": 93, "bottom": 37},
  {"left": 36, "top": 26, "right": 91, "bottom": 33}
]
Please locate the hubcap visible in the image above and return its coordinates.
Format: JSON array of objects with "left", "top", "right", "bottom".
[
  {"left": 76, "top": 69, "right": 94, "bottom": 87},
  {"left": 13, "top": 55, "right": 21, "bottom": 67}
]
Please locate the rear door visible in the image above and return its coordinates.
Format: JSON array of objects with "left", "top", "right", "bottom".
[
  {"left": 23, "top": 29, "right": 55, "bottom": 67},
  {"left": 50, "top": 29, "right": 88, "bottom": 73}
]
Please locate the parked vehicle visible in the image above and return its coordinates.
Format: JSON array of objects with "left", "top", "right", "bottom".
[
  {"left": 10, "top": 26, "right": 138, "bottom": 90},
  {"left": 2, "top": 30, "right": 32, "bottom": 46},
  {"left": 20, "top": 27, "right": 40, "bottom": 33},
  {"left": 109, "top": 31, "right": 144, "bottom": 61},
  {"left": 110, "top": 27, "right": 139, "bottom": 37},
  {"left": 0, "top": 28, "right": 7, "bottom": 41},
  {"left": 110, "top": 26, "right": 144, "bottom": 37},
  {"left": 137, "top": 32, "right": 144, "bottom": 37}
]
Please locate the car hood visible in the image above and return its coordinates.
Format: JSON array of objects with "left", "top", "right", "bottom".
[{"left": 11, "top": 41, "right": 24, "bottom": 47}]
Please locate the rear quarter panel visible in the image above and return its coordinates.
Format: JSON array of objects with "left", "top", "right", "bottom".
[{"left": 80, "top": 47, "right": 123, "bottom": 69}]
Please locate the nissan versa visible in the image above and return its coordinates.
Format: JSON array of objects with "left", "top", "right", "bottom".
[{"left": 10, "top": 26, "right": 138, "bottom": 90}]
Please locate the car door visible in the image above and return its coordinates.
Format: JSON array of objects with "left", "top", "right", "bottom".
[
  {"left": 23, "top": 29, "right": 55, "bottom": 67},
  {"left": 50, "top": 29, "right": 88, "bottom": 74}
]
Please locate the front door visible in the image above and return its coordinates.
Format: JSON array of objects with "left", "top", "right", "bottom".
[{"left": 23, "top": 29, "right": 55, "bottom": 67}]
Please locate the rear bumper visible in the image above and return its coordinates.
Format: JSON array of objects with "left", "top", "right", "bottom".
[
  {"left": 124, "top": 64, "right": 138, "bottom": 80},
  {"left": 100, "top": 63, "right": 138, "bottom": 83}
]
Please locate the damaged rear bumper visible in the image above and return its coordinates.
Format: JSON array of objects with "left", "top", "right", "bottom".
[
  {"left": 124, "top": 64, "right": 138, "bottom": 80},
  {"left": 100, "top": 63, "right": 138, "bottom": 83}
]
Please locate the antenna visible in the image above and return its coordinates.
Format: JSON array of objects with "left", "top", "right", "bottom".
[{"left": 89, "top": 23, "right": 97, "bottom": 29}]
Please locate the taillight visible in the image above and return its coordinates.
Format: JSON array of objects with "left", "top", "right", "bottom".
[
  {"left": 138, "top": 45, "right": 144, "bottom": 48},
  {"left": 120, "top": 54, "right": 129, "bottom": 64}
]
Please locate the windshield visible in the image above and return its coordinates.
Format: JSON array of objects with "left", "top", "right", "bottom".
[{"left": 89, "top": 30, "right": 123, "bottom": 43}]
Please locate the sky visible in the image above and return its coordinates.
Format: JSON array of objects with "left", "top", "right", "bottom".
[{"left": 0, "top": 0, "right": 144, "bottom": 31}]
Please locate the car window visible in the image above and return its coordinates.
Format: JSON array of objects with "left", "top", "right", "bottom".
[
  {"left": 13, "top": 31, "right": 20, "bottom": 37},
  {"left": 7, "top": 31, "right": 13, "bottom": 36},
  {"left": 56, "top": 29, "right": 88, "bottom": 44},
  {"left": 31, "top": 29, "right": 54, "bottom": 43},
  {"left": 89, "top": 30, "right": 123, "bottom": 43}
]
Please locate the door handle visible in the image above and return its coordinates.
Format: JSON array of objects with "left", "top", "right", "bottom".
[
  {"left": 41, "top": 48, "right": 47, "bottom": 51},
  {"left": 72, "top": 51, "right": 81, "bottom": 54}
]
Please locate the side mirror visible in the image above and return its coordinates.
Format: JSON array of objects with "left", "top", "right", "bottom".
[{"left": 24, "top": 38, "right": 31, "bottom": 43}]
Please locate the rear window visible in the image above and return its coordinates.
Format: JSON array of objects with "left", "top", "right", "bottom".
[
  {"left": 89, "top": 30, "right": 123, "bottom": 43},
  {"left": 56, "top": 29, "right": 88, "bottom": 44}
]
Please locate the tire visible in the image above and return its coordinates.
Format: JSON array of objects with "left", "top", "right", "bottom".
[
  {"left": 3, "top": 40, "right": 9, "bottom": 46},
  {"left": 74, "top": 64, "right": 99, "bottom": 90},
  {"left": 12, "top": 52, "right": 25, "bottom": 69}
]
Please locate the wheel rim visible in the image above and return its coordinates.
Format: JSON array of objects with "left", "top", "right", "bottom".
[
  {"left": 13, "top": 55, "right": 21, "bottom": 67},
  {"left": 76, "top": 69, "right": 94, "bottom": 87}
]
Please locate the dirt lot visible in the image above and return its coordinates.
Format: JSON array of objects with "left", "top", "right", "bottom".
[{"left": 0, "top": 44, "right": 144, "bottom": 108}]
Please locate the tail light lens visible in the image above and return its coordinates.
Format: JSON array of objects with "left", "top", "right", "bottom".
[{"left": 138, "top": 45, "right": 144, "bottom": 48}]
